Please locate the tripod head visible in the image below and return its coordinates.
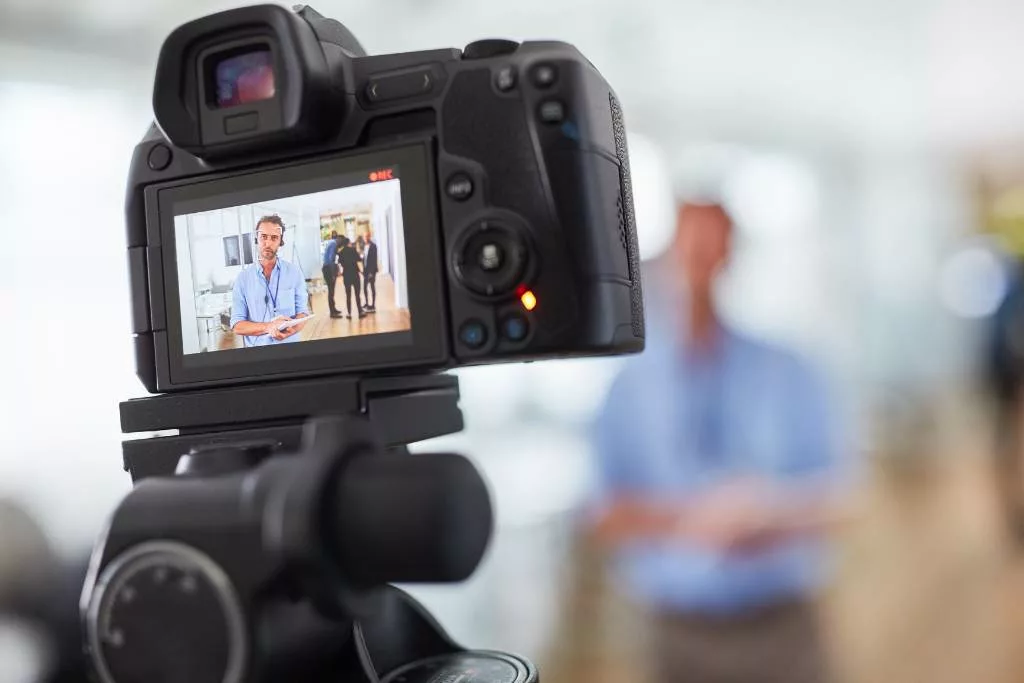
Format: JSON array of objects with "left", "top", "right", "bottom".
[{"left": 80, "top": 374, "right": 538, "bottom": 683}]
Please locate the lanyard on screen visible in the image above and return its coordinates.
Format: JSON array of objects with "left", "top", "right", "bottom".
[{"left": 262, "top": 262, "right": 281, "bottom": 313}]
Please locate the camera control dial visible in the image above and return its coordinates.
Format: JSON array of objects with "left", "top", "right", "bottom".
[
  {"left": 462, "top": 39, "right": 520, "bottom": 60},
  {"left": 451, "top": 220, "right": 528, "bottom": 298}
]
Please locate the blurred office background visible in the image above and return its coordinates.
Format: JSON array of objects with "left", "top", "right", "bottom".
[{"left": 3, "top": 0, "right": 1024, "bottom": 681}]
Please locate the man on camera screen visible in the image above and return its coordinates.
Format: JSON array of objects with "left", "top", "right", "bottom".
[{"left": 229, "top": 214, "right": 311, "bottom": 346}]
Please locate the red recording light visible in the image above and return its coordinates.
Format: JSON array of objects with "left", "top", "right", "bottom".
[
  {"left": 520, "top": 290, "right": 538, "bottom": 311},
  {"left": 369, "top": 168, "right": 394, "bottom": 182}
]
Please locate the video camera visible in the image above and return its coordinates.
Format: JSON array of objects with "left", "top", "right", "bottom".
[{"left": 79, "top": 4, "right": 643, "bottom": 683}]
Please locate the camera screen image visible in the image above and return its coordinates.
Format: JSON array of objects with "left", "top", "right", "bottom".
[
  {"left": 213, "top": 48, "right": 276, "bottom": 108},
  {"left": 173, "top": 170, "right": 410, "bottom": 356}
]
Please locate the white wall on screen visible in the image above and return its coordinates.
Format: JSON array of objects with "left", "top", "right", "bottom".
[
  {"left": 377, "top": 180, "right": 407, "bottom": 309},
  {"left": 299, "top": 205, "right": 322, "bottom": 279},
  {"left": 187, "top": 208, "right": 248, "bottom": 292},
  {"left": 175, "top": 215, "right": 201, "bottom": 355},
  {"left": 374, "top": 208, "right": 391, "bottom": 280}
]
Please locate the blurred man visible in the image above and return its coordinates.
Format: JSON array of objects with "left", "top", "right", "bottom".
[
  {"left": 589, "top": 202, "right": 849, "bottom": 683},
  {"left": 985, "top": 256, "right": 1024, "bottom": 544},
  {"left": 363, "top": 234, "right": 379, "bottom": 312},
  {"left": 230, "top": 215, "right": 310, "bottom": 346},
  {"left": 322, "top": 230, "right": 343, "bottom": 319}
]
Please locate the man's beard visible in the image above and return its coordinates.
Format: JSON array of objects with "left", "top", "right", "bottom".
[{"left": 261, "top": 248, "right": 276, "bottom": 261}]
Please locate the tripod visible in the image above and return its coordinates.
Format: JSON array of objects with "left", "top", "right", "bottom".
[{"left": 80, "top": 373, "right": 538, "bottom": 683}]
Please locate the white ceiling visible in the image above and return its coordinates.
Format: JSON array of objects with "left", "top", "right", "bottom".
[{"left": 1, "top": 0, "right": 1022, "bottom": 155}]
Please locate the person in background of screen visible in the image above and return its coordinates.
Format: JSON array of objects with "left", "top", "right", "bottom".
[
  {"left": 229, "top": 214, "right": 310, "bottom": 346},
  {"left": 363, "top": 234, "right": 379, "bottom": 313},
  {"left": 322, "top": 230, "right": 343, "bottom": 319},
  {"left": 355, "top": 236, "right": 367, "bottom": 302},
  {"left": 337, "top": 236, "right": 366, "bottom": 319},
  {"left": 587, "top": 202, "right": 853, "bottom": 683}
]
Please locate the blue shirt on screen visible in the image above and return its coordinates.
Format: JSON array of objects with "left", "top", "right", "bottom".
[
  {"left": 589, "top": 281, "right": 849, "bottom": 616},
  {"left": 323, "top": 239, "right": 339, "bottom": 266},
  {"left": 230, "top": 258, "right": 309, "bottom": 347}
]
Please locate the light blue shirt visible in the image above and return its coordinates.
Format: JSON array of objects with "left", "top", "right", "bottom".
[
  {"left": 589, "top": 278, "right": 850, "bottom": 616},
  {"left": 229, "top": 259, "right": 309, "bottom": 347}
]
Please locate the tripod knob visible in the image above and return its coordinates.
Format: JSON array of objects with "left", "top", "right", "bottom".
[
  {"left": 175, "top": 440, "right": 278, "bottom": 477},
  {"left": 84, "top": 541, "right": 247, "bottom": 683}
]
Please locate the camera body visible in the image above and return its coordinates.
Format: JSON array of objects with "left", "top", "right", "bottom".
[
  {"left": 83, "top": 6, "right": 645, "bottom": 682},
  {"left": 127, "top": 3, "right": 643, "bottom": 393}
]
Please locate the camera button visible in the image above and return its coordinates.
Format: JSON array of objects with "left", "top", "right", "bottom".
[
  {"left": 446, "top": 173, "right": 474, "bottom": 201},
  {"left": 478, "top": 243, "right": 504, "bottom": 271},
  {"left": 538, "top": 100, "right": 565, "bottom": 124},
  {"left": 495, "top": 66, "right": 517, "bottom": 92},
  {"left": 365, "top": 68, "right": 435, "bottom": 104},
  {"left": 463, "top": 39, "right": 520, "bottom": 59},
  {"left": 452, "top": 221, "right": 527, "bottom": 297},
  {"left": 459, "top": 320, "right": 488, "bottom": 349},
  {"left": 501, "top": 314, "right": 530, "bottom": 343},
  {"left": 531, "top": 63, "right": 558, "bottom": 88},
  {"left": 147, "top": 144, "right": 172, "bottom": 171}
]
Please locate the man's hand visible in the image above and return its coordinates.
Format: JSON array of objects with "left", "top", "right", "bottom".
[
  {"left": 593, "top": 478, "right": 846, "bottom": 554},
  {"left": 282, "top": 314, "right": 310, "bottom": 339},
  {"left": 264, "top": 316, "right": 290, "bottom": 340},
  {"left": 676, "top": 476, "right": 848, "bottom": 553},
  {"left": 677, "top": 479, "right": 781, "bottom": 553},
  {"left": 267, "top": 314, "right": 310, "bottom": 340}
]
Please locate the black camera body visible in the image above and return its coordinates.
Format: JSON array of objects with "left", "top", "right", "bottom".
[
  {"left": 83, "top": 6, "right": 645, "bottom": 683},
  {"left": 128, "top": 2, "right": 643, "bottom": 394}
]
